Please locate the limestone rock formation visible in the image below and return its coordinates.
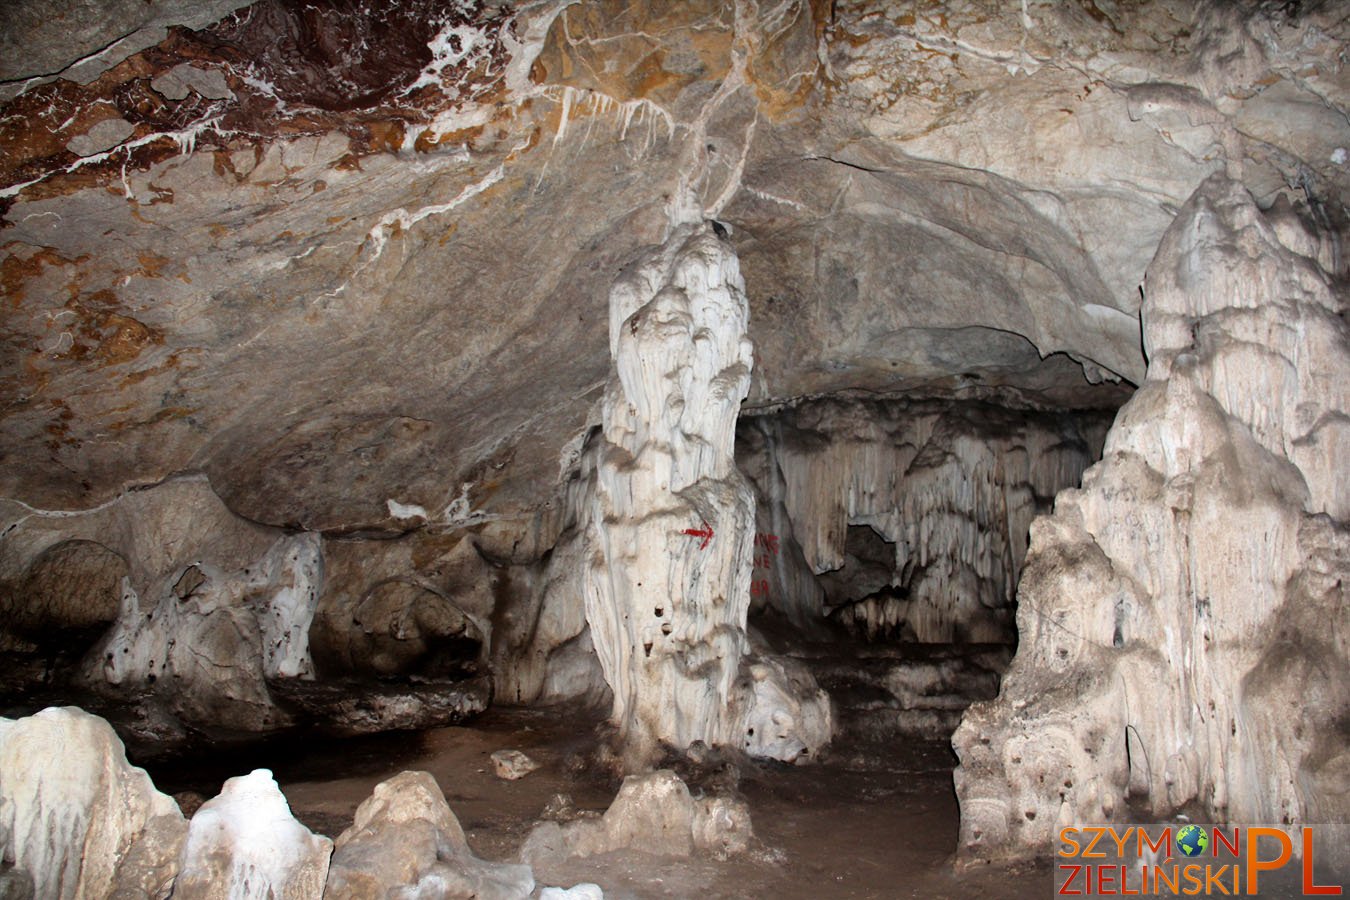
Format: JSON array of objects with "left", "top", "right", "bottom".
[
  {"left": 0, "top": 478, "right": 326, "bottom": 738},
  {"left": 581, "top": 224, "right": 758, "bottom": 765},
  {"left": 267, "top": 674, "right": 491, "bottom": 737},
  {"left": 952, "top": 176, "right": 1350, "bottom": 861},
  {"left": 86, "top": 527, "right": 322, "bottom": 734},
  {"left": 0, "top": 0, "right": 1344, "bottom": 878},
  {"left": 489, "top": 455, "right": 610, "bottom": 709},
  {"left": 3, "top": 540, "right": 125, "bottom": 642},
  {"left": 737, "top": 655, "right": 831, "bottom": 764},
  {"left": 311, "top": 531, "right": 496, "bottom": 684},
  {"left": 490, "top": 749, "right": 539, "bottom": 781},
  {"left": 324, "top": 579, "right": 483, "bottom": 678},
  {"left": 521, "top": 770, "right": 752, "bottom": 866},
  {"left": 326, "top": 770, "right": 533, "bottom": 900},
  {"left": 807, "top": 646, "right": 1011, "bottom": 742},
  {"left": 0, "top": 707, "right": 186, "bottom": 900},
  {"left": 0, "top": 866, "right": 34, "bottom": 900},
  {"left": 739, "top": 399, "right": 1113, "bottom": 643},
  {"left": 174, "top": 768, "right": 332, "bottom": 900}
]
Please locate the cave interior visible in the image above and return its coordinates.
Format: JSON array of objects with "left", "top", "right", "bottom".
[{"left": 0, "top": 0, "right": 1346, "bottom": 898}]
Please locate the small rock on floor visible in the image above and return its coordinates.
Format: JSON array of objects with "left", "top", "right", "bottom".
[{"left": 490, "top": 749, "right": 540, "bottom": 781}]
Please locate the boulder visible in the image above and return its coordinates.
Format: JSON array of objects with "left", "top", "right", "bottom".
[
  {"left": 326, "top": 771, "right": 533, "bottom": 900},
  {"left": 540, "top": 886, "right": 604, "bottom": 900},
  {"left": 736, "top": 655, "right": 832, "bottom": 765},
  {"left": 521, "top": 770, "right": 751, "bottom": 866},
  {"left": 490, "top": 750, "right": 540, "bottom": 781}
]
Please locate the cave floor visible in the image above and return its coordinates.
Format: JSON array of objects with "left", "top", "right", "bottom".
[{"left": 144, "top": 705, "right": 1049, "bottom": 899}]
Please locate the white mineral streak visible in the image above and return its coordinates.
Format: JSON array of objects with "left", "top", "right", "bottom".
[
  {"left": 90, "top": 531, "right": 323, "bottom": 729},
  {"left": 402, "top": 21, "right": 496, "bottom": 96},
  {"left": 582, "top": 224, "right": 756, "bottom": 766},
  {"left": 253, "top": 533, "right": 323, "bottom": 679},
  {"left": 0, "top": 707, "right": 186, "bottom": 900},
  {"left": 173, "top": 769, "right": 331, "bottom": 900},
  {"left": 952, "top": 176, "right": 1350, "bottom": 861}
]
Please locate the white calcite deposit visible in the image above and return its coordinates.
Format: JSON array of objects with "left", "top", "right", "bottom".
[
  {"left": 581, "top": 224, "right": 758, "bottom": 765},
  {"left": 737, "top": 655, "right": 832, "bottom": 764},
  {"left": 89, "top": 531, "right": 322, "bottom": 732},
  {"left": 952, "top": 176, "right": 1350, "bottom": 861},
  {"left": 0, "top": 707, "right": 186, "bottom": 900},
  {"left": 173, "top": 769, "right": 331, "bottom": 900},
  {"left": 742, "top": 400, "right": 1110, "bottom": 643},
  {"left": 581, "top": 223, "right": 831, "bottom": 767}
]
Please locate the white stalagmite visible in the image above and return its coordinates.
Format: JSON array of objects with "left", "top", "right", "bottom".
[
  {"left": 0, "top": 707, "right": 187, "bottom": 900},
  {"left": 952, "top": 175, "right": 1350, "bottom": 861},
  {"left": 582, "top": 224, "right": 757, "bottom": 766},
  {"left": 173, "top": 769, "right": 332, "bottom": 900}
]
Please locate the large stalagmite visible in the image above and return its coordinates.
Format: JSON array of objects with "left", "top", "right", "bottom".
[
  {"left": 583, "top": 223, "right": 757, "bottom": 766},
  {"left": 952, "top": 176, "right": 1350, "bottom": 860},
  {"left": 0, "top": 707, "right": 187, "bottom": 900}
]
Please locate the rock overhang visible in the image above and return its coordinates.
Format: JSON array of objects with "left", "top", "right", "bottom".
[{"left": 0, "top": 0, "right": 1344, "bottom": 536}]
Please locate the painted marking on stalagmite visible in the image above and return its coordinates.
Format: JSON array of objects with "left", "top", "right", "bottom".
[
  {"left": 681, "top": 521, "right": 714, "bottom": 550},
  {"left": 754, "top": 533, "right": 779, "bottom": 556}
]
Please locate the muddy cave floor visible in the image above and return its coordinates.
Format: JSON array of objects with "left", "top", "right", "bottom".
[{"left": 142, "top": 705, "right": 1050, "bottom": 900}]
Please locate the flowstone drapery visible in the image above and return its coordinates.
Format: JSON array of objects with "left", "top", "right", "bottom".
[{"left": 952, "top": 176, "right": 1349, "bottom": 860}]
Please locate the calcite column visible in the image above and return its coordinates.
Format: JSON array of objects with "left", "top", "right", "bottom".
[
  {"left": 952, "top": 176, "right": 1349, "bottom": 860},
  {"left": 583, "top": 224, "right": 757, "bottom": 767}
]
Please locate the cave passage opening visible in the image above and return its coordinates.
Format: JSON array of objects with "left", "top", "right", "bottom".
[{"left": 733, "top": 390, "right": 1126, "bottom": 747}]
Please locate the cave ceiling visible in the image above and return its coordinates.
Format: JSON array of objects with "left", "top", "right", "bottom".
[{"left": 1, "top": 0, "right": 1345, "bottom": 533}]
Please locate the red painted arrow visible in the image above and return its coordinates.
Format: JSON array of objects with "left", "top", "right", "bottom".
[{"left": 681, "top": 521, "right": 714, "bottom": 550}]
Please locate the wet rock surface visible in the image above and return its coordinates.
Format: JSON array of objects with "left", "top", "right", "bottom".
[{"left": 269, "top": 674, "right": 492, "bottom": 737}]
